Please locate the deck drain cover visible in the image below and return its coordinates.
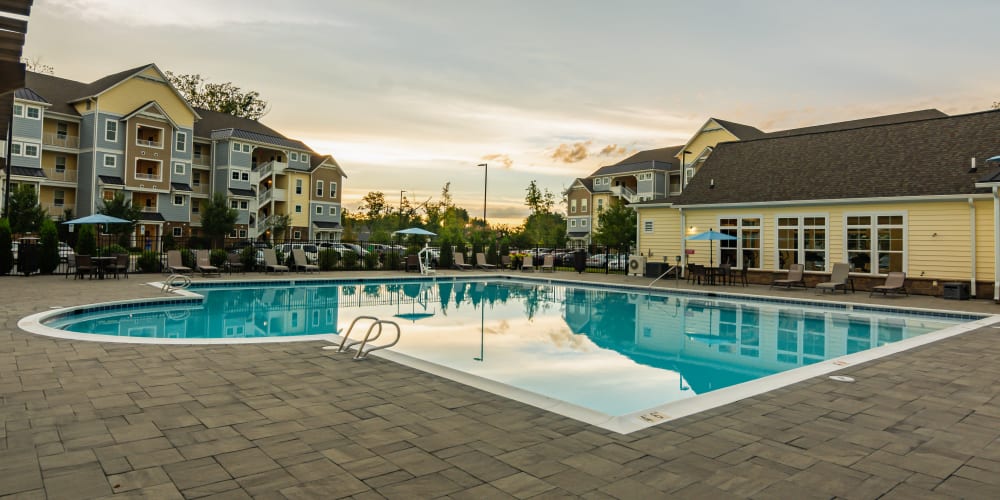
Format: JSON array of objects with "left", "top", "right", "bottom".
[{"left": 829, "top": 375, "right": 855, "bottom": 383}]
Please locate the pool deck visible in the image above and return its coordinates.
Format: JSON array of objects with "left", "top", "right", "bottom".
[{"left": 3, "top": 270, "right": 1000, "bottom": 498}]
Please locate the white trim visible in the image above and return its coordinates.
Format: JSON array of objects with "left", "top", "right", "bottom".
[
  {"left": 22, "top": 143, "right": 39, "bottom": 158},
  {"left": 842, "top": 210, "right": 908, "bottom": 276},
  {"left": 133, "top": 157, "right": 163, "bottom": 182},
  {"left": 12, "top": 103, "right": 24, "bottom": 117},
  {"left": 105, "top": 119, "right": 118, "bottom": 142},
  {"left": 673, "top": 193, "right": 990, "bottom": 209},
  {"left": 329, "top": 181, "right": 337, "bottom": 198},
  {"left": 172, "top": 194, "right": 184, "bottom": 206},
  {"left": 135, "top": 123, "right": 165, "bottom": 149},
  {"left": 175, "top": 131, "right": 187, "bottom": 152},
  {"left": 315, "top": 205, "right": 323, "bottom": 215},
  {"left": 174, "top": 162, "right": 184, "bottom": 175},
  {"left": 773, "top": 214, "right": 829, "bottom": 272},
  {"left": 315, "top": 180, "right": 323, "bottom": 197},
  {"left": 25, "top": 105, "right": 41, "bottom": 120}
]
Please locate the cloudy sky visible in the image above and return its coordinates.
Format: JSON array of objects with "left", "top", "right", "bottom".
[{"left": 22, "top": 0, "right": 1000, "bottom": 225}]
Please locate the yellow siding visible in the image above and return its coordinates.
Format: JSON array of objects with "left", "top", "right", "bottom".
[
  {"left": 98, "top": 78, "right": 195, "bottom": 127},
  {"left": 681, "top": 125, "right": 739, "bottom": 161},
  {"left": 637, "top": 198, "right": 997, "bottom": 283},
  {"left": 287, "top": 172, "right": 311, "bottom": 227}
]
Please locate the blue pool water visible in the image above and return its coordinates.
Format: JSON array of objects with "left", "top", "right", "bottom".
[{"left": 45, "top": 278, "right": 978, "bottom": 416}]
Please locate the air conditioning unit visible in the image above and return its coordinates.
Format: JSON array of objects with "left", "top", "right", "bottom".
[{"left": 628, "top": 255, "right": 646, "bottom": 276}]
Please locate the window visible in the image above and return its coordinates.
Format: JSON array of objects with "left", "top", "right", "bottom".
[
  {"left": 581, "top": 219, "right": 587, "bottom": 227},
  {"left": 239, "top": 200, "right": 248, "bottom": 210},
  {"left": 104, "top": 155, "right": 116, "bottom": 168},
  {"left": 173, "top": 227, "right": 183, "bottom": 237},
  {"left": 644, "top": 220, "right": 653, "bottom": 233},
  {"left": 685, "top": 168, "right": 695, "bottom": 185},
  {"left": 719, "top": 217, "right": 761, "bottom": 269},
  {"left": 239, "top": 229, "right": 247, "bottom": 238},
  {"left": 13, "top": 103, "right": 23, "bottom": 116},
  {"left": 846, "top": 214, "right": 905, "bottom": 274},
  {"left": 231, "top": 171, "right": 240, "bottom": 181},
  {"left": 192, "top": 202, "right": 200, "bottom": 214},
  {"left": 329, "top": 207, "right": 336, "bottom": 216},
  {"left": 597, "top": 199, "right": 604, "bottom": 212},
  {"left": 173, "top": 195, "right": 183, "bottom": 206},
  {"left": 570, "top": 220, "right": 577, "bottom": 227},
  {"left": 315, "top": 205, "right": 323, "bottom": 215},
  {"left": 232, "top": 142, "right": 241, "bottom": 152},
  {"left": 26, "top": 106, "right": 40, "bottom": 119},
  {"left": 192, "top": 174, "right": 200, "bottom": 186},
  {"left": 571, "top": 200, "right": 577, "bottom": 213},
  {"left": 295, "top": 205, "right": 302, "bottom": 213},
  {"left": 230, "top": 200, "right": 238, "bottom": 209},
  {"left": 55, "top": 156, "right": 66, "bottom": 173},
  {"left": 174, "top": 163, "right": 184, "bottom": 175},
  {"left": 53, "top": 190, "right": 65, "bottom": 206},
  {"left": 105, "top": 120, "right": 118, "bottom": 142},
  {"left": 777, "top": 216, "right": 827, "bottom": 271},
  {"left": 241, "top": 172, "right": 249, "bottom": 181},
  {"left": 293, "top": 231, "right": 301, "bottom": 239},
  {"left": 242, "top": 144, "right": 250, "bottom": 153},
  {"left": 295, "top": 179, "right": 302, "bottom": 194},
  {"left": 10, "top": 142, "right": 20, "bottom": 156},
  {"left": 581, "top": 199, "right": 588, "bottom": 212},
  {"left": 57, "top": 123, "right": 68, "bottom": 139},
  {"left": 329, "top": 182, "right": 337, "bottom": 198},
  {"left": 290, "top": 152, "right": 298, "bottom": 161},
  {"left": 175, "top": 132, "right": 186, "bottom": 152},
  {"left": 301, "top": 154, "right": 309, "bottom": 163},
  {"left": 315, "top": 181, "right": 323, "bottom": 197},
  {"left": 23, "top": 144, "right": 39, "bottom": 158}
]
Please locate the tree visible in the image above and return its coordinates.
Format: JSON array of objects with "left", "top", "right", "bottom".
[
  {"left": 8, "top": 185, "right": 46, "bottom": 235},
  {"left": 359, "top": 191, "right": 388, "bottom": 222},
  {"left": 200, "top": 194, "right": 238, "bottom": 248},
  {"left": 592, "top": 199, "right": 636, "bottom": 249},
  {"left": 0, "top": 218, "right": 12, "bottom": 275},
  {"left": 98, "top": 192, "right": 141, "bottom": 247},
  {"left": 266, "top": 214, "right": 291, "bottom": 242},
  {"left": 165, "top": 72, "right": 269, "bottom": 120},
  {"left": 21, "top": 56, "right": 54, "bottom": 75},
  {"left": 524, "top": 180, "right": 555, "bottom": 215},
  {"left": 76, "top": 224, "right": 97, "bottom": 257},
  {"left": 39, "top": 219, "right": 60, "bottom": 274}
]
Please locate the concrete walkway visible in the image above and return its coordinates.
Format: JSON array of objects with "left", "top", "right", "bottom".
[{"left": 2, "top": 271, "right": 1000, "bottom": 498}]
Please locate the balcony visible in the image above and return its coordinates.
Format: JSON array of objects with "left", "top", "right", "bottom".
[
  {"left": 136, "top": 138, "right": 162, "bottom": 148},
  {"left": 141, "top": 205, "right": 159, "bottom": 213},
  {"left": 192, "top": 153, "right": 211, "bottom": 167},
  {"left": 257, "top": 187, "right": 286, "bottom": 204},
  {"left": 134, "top": 171, "right": 161, "bottom": 182},
  {"left": 43, "top": 167, "right": 78, "bottom": 183},
  {"left": 257, "top": 160, "right": 287, "bottom": 178},
  {"left": 42, "top": 202, "right": 68, "bottom": 215},
  {"left": 610, "top": 185, "right": 637, "bottom": 203},
  {"left": 43, "top": 133, "right": 80, "bottom": 149},
  {"left": 191, "top": 184, "right": 211, "bottom": 196}
]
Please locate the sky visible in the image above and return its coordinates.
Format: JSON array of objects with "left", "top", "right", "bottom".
[{"left": 22, "top": 0, "right": 1000, "bottom": 226}]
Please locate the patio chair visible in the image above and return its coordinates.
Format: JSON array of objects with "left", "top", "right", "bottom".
[
  {"left": 771, "top": 263, "right": 806, "bottom": 289},
  {"left": 64, "top": 254, "right": 76, "bottom": 279},
  {"left": 196, "top": 251, "right": 221, "bottom": 277},
  {"left": 870, "top": 272, "right": 908, "bottom": 297},
  {"left": 686, "top": 264, "right": 706, "bottom": 285},
  {"left": 475, "top": 253, "right": 497, "bottom": 270},
  {"left": 738, "top": 266, "right": 749, "bottom": 287},
  {"left": 262, "top": 249, "right": 289, "bottom": 273},
  {"left": 405, "top": 254, "right": 421, "bottom": 272},
  {"left": 167, "top": 250, "right": 192, "bottom": 275},
  {"left": 500, "top": 255, "right": 512, "bottom": 271},
  {"left": 816, "top": 262, "right": 851, "bottom": 294},
  {"left": 717, "top": 263, "right": 733, "bottom": 285},
  {"left": 74, "top": 254, "right": 94, "bottom": 280},
  {"left": 521, "top": 255, "right": 535, "bottom": 272},
  {"left": 540, "top": 254, "right": 555, "bottom": 272},
  {"left": 108, "top": 253, "right": 130, "bottom": 279},
  {"left": 453, "top": 252, "right": 473, "bottom": 270},
  {"left": 291, "top": 248, "right": 319, "bottom": 273},
  {"left": 225, "top": 252, "right": 245, "bottom": 274}
]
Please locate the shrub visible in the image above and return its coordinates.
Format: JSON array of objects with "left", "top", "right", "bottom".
[
  {"left": 210, "top": 249, "right": 228, "bottom": 267},
  {"left": 342, "top": 250, "right": 358, "bottom": 269},
  {"left": 240, "top": 247, "right": 257, "bottom": 271},
  {"left": 76, "top": 224, "right": 97, "bottom": 257},
  {"left": 39, "top": 219, "right": 60, "bottom": 274},
  {"left": 0, "top": 218, "right": 13, "bottom": 275},
  {"left": 161, "top": 233, "right": 176, "bottom": 251},
  {"left": 318, "top": 249, "right": 340, "bottom": 271},
  {"left": 100, "top": 244, "right": 128, "bottom": 256},
  {"left": 439, "top": 243, "right": 453, "bottom": 269},
  {"left": 386, "top": 251, "right": 402, "bottom": 270},
  {"left": 363, "top": 251, "right": 379, "bottom": 269},
  {"left": 187, "top": 236, "right": 208, "bottom": 249},
  {"left": 136, "top": 251, "right": 161, "bottom": 273},
  {"left": 179, "top": 248, "right": 195, "bottom": 268}
]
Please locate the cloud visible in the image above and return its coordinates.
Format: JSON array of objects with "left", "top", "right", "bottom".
[
  {"left": 551, "top": 141, "right": 591, "bottom": 163},
  {"left": 598, "top": 144, "right": 628, "bottom": 156},
  {"left": 481, "top": 154, "right": 513, "bottom": 168}
]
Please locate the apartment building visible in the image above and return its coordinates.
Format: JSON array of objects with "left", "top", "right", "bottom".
[{"left": 1, "top": 63, "right": 345, "bottom": 243}]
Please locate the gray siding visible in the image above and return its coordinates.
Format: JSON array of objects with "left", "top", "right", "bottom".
[
  {"left": 12, "top": 112, "right": 42, "bottom": 139},
  {"left": 236, "top": 208, "right": 250, "bottom": 225},
  {"left": 229, "top": 143, "right": 252, "bottom": 168},
  {"left": 215, "top": 140, "right": 230, "bottom": 167},
  {"left": 172, "top": 128, "right": 192, "bottom": 161},
  {"left": 79, "top": 114, "right": 95, "bottom": 149},
  {"left": 96, "top": 113, "right": 124, "bottom": 150},
  {"left": 10, "top": 144, "right": 41, "bottom": 168},
  {"left": 638, "top": 176, "right": 654, "bottom": 194},
  {"left": 170, "top": 161, "right": 190, "bottom": 184},
  {"left": 77, "top": 154, "right": 93, "bottom": 215},
  {"left": 97, "top": 152, "right": 124, "bottom": 178},
  {"left": 310, "top": 202, "right": 341, "bottom": 222},
  {"left": 158, "top": 194, "right": 189, "bottom": 222}
]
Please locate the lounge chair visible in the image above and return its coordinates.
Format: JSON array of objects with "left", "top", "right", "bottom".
[
  {"left": 816, "top": 262, "right": 851, "bottom": 294},
  {"left": 521, "top": 255, "right": 535, "bottom": 272},
  {"left": 870, "top": 272, "right": 908, "bottom": 297},
  {"left": 453, "top": 252, "right": 473, "bottom": 270},
  {"left": 500, "top": 255, "right": 512, "bottom": 271},
  {"left": 771, "top": 263, "right": 806, "bottom": 289},
  {"left": 108, "top": 253, "right": 130, "bottom": 279},
  {"left": 540, "top": 254, "right": 555, "bottom": 272},
  {"left": 225, "top": 252, "right": 245, "bottom": 274},
  {"left": 75, "top": 254, "right": 94, "bottom": 280},
  {"left": 405, "top": 254, "right": 421, "bottom": 272},
  {"left": 291, "top": 248, "right": 319, "bottom": 273},
  {"left": 167, "top": 250, "right": 192, "bottom": 274},
  {"left": 475, "top": 253, "right": 497, "bottom": 270},
  {"left": 262, "top": 248, "right": 289, "bottom": 273},
  {"left": 196, "top": 251, "right": 221, "bottom": 277}
]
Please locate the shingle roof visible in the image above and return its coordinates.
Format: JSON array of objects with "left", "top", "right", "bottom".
[
  {"left": 193, "top": 107, "right": 313, "bottom": 152},
  {"left": 170, "top": 182, "right": 192, "bottom": 192},
  {"left": 10, "top": 166, "right": 46, "bottom": 177},
  {"left": 615, "top": 145, "right": 685, "bottom": 166},
  {"left": 98, "top": 175, "right": 124, "bottom": 185},
  {"left": 312, "top": 221, "right": 342, "bottom": 229},
  {"left": 138, "top": 212, "right": 165, "bottom": 221},
  {"left": 69, "top": 64, "right": 152, "bottom": 102},
  {"left": 14, "top": 87, "right": 48, "bottom": 103},
  {"left": 763, "top": 109, "right": 947, "bottom": 139},
  {"left": 672, "top": 110, "right": 1000, "bottom": 206},
  {"left": 568, "top": 232, "right": 589, "bottom": 238},
  {"left": 228, "top": 187, "right": 256, "bottom": 198},
  {"left": 569, "top": 178, "right": 593, "bottom": 192},
  {"left": 23, "top": 72, "right": 89, "bottom": 115},
  {"left": 712, "top": 119, "right": 766, "bottom": 140}
]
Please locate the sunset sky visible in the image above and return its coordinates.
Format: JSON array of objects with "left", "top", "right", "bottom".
[{"left": 23, "top": 0, "right": 1000, "bottom": 226}]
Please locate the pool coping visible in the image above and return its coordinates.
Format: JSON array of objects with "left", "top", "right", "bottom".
[{"left": 17, "top": 273, "right": 1000, "bottom": 434}]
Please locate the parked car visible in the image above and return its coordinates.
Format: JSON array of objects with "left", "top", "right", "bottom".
[
  {"left": 318, "top": 242, "right": 350, "bottom": 256},
  {"left": 11, "top": 239, "right": 73, "bottom": 262},
  {"left": 340, "top": 243, "right": 369, "bottom": 257},
  {"left": 274, "top": 243, "right": 319, "bottom": 263}
]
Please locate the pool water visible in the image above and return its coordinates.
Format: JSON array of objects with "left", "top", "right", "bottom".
[{"left": 44, "top": 279, "right": 974, "bottom": 417}]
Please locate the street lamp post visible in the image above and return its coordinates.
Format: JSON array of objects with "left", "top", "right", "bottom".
[
  {"left": 477, "top": 163, "right": 487, "bottom": 226},
  {"left": 398, "top": 189, "right": 407, "bottom": 229}
]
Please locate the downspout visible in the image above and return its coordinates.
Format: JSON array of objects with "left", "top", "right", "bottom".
[
  {"left": 679, "top": 207, "right": 687, "bottom": 273},
  {"left": 969, "top": 197, "right": 976, "bottom": 297},
  {"left": 994, "top": 186, "right": 1000, "bottom": 302},
  {"left": 91, "top": 98, "right": 99, "bottom": 215}
]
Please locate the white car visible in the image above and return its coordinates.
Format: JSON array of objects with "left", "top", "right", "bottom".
[
  {"left": 12, "top": 239, "right": 74, "bottom": 262},
  {"left": 274, "top": 243, "right": 319, "bottom": 263}
]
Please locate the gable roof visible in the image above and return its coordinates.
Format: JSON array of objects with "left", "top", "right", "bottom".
[
  {"left": 23, "top": 72, "right": 89, "bottom": 115},
  {"left": 614, "top": 145, "right": 685, "bottom": 166},
  {"left": 712, "top": 118, "right": 767, "bottom": 140},
  {"left": 589, "top": 145, "right": 683, "bottom": 178},
  {"left": 763, "top": 109, "right": 947, "bottom": 139},
  {"left": 670, "top": 109, "right": 1000, "bottom": 206},
  {"left": 193, "top": 107, "right": 313, "bottom": 152},
  {"left": 310, "top": 154, "right": 348, "bottom": 177},
  {"left": 68, "top": 64, "right": 152, "bottom": 102}
]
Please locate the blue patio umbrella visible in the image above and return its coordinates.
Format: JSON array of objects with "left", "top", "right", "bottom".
[
  {"left": 988, "top": 155, "right": 1000, "bottom": 163},
  {"left": 393, "top": 227, "right": 437, "bottom": 236},
  {"left": 685, "top": 229, "right": 737, "bottom": 269},
  {"left": 62, "top": 214, "right": 132, "bottom": 225}
]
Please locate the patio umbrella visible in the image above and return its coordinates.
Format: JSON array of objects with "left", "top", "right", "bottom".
[
  {"left": 62, "top": 214, "right": 132, "bottom": 225},
  {"left": 684, "top": 229, "right": 737, "bottom": 269},
  {"left": 393, "top": 227, "right": 437, "bottom": 236}
]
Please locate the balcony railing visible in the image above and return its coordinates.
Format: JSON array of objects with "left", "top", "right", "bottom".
[
  {"left": 43, "top": 167, "right": 78, "bottom": 182},
  {"left": 257, "top": 160, "right": 287, "bottom": 178},
  {"left": 141, "top": 205, "right": 159, "bottom": 212},
  {"left": 610, "top": 185, "right": 637, "bottom": 203},
  {"left": 191, "top": 184, "right": 211, "bottom": 195},
  {"left": 43, "top": 133, "right": 80, "bottom": 149},
  {"left": 193, "top": 153, "right": 211, "bottom": 167},
  {"left": 136, "top": 138, "right": 162, "bottom": 148},
  {"left": 257, "top": 187, "right": 286, "bottom": 204},
  {"left": 42, "top": 202, "right": 68, "bottom": 214},
  {"left": 134, "top": 172, "right": 161, "bottom": 181}
]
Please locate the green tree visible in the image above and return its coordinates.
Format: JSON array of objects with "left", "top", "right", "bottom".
[
  {"left": 266, "top": 213, "right": 291, "bottom": 242},
  {"left": 39, "top": 219, "right": 60, "bottom": 274},
  {"left": 76, "top": 224, "right": 97, "bottom": 257},
  {"left": 98, "top": 192, "right": 141, "bottom": 247},
  {"left": 200, "top": 193, "right": 238, "bottom": 248},
  {"left": 592, "top": 199, "right": 636, "bottom": 248},
  {"left": 524, "top": 180, "right": 555, "bottom": 215},
  {"left": 359, "top": 191, "right": 388, "bottom": 222},
  {"left": 165, "top": 72, "right": 269, "bottom": 120},
  {"left": 8, "top": 185, "right": 46, "bottom": 235},
  {"left": 0, "top": 218, "right": 13, "bottom": 274}
]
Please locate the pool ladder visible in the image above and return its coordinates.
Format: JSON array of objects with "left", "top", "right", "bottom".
[
  {"left": 322, "top": 315, "right": 402, "bottom": 360},
  {"left": 162, "top": 274, "right": 192, "bottom": 293}
]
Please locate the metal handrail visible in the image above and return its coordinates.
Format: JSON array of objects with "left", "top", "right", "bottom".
[
  {"left": 323, "top": 315, "right": 380, "bottom": 353},
  {"left": 322, "top": 316, "right": 402, "bottom": 360},
  {"left": 353, "top": 320, "right": 400, "bottom": 360},
  {"left": 161, "top": 274, "right": 192, "bottom": 293}
]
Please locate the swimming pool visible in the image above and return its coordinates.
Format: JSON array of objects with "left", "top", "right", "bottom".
[{"left": 25, "top": 277, "right": 992, "bottom": 433}]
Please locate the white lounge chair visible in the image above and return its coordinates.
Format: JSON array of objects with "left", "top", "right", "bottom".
[
  {"left": 263, "top": 249, "right": 289, "bottom": 273},
  {"left": 292, "top": 248, "right": 319, "bottom": 273},
  {"left": 475, "top": 253, "right": 497, "bottom": 270}
]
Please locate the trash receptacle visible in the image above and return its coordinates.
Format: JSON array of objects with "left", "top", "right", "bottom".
[
  {"left": 942, "top": 282, "right": 969, "bottom": 300},
  {"left": 17, "top": 241, "right": 39, "bottom": 276},
  {"left": 644, "top": 262, "right": 666, "bottom": 278},
  {"left": 573, "top": 251, "right": 586, "bottom": 274}
]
